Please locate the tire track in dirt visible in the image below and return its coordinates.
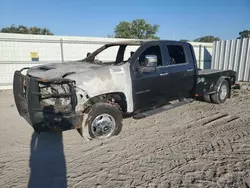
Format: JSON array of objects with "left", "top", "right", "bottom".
[
  {"left": 69, "top": 89, "right": 250, "bottom": 187},
  {"left": 69, "top": 114, "right": 249, "bottom": 187},
  {"left": 2, "top": 89, "right": 250, "bottom": 188},
  {"left": 59, "top": 94, "right": 250, "bottom": 187}
]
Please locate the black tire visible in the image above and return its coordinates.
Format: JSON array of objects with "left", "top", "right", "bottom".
[
  {"left": 203, "top": 94, "right": 211, "bottom": 103},
  {"left": 82, "top": 102, "right": 122, "bottom": 141},
  {"left": 211, "top": 80, "right": 229, "bottom": 104},
  {"left": 178, "top": 97, "right": 185, "bottom": 102}
]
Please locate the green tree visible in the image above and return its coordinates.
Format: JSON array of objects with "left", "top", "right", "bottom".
[
  {"left": 0, "top": 24, "right": 54, "bottom": 35},
  {"left": 114, "top": 19, "right": 159, "bottom": 39},
  {"left": 238, "top": 30, "right": 250, "bottom": 39},
  {"left": 1, "top": 25, "right": 29, "bottom": 34},
  {"left": 194, "top": 36, "right": 220, "bottom": 43}
]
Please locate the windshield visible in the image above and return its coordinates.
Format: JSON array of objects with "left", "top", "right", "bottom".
[{"left": 81, "top": 43, "right": 140, "bottom": 65}]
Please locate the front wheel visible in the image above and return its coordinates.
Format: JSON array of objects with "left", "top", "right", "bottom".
[
  {"left": 211, "top": 80, "right": 230, "bottom": 104},
  {"left": 82, "top": 102, "right": 123, "bottom": 141}
]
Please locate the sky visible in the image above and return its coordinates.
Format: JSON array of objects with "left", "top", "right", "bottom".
[{"left": 0, "top": 0, "right": 250, "bottom": 40}]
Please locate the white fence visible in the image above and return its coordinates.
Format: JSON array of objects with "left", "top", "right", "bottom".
[
  {"left": 212, "top": 38, "right": 250, "bottom": 82},
  {"left": 0, "top": 33, "right": 213, "bottom": 89}
]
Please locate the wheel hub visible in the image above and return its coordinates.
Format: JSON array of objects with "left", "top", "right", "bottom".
[
  {"left": 91, "top": 114, "right": 116, "bottom": 138},
  {"left": 220, "top": 84, "right": 228, "bottom": 100}
]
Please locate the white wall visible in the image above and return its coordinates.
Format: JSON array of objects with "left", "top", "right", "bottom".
[
  {"left": 212, "top": 38, "right": 250, "bottom": 82},
  {"left": 0, "top": 33, "right": 213, "bottom": 89}
]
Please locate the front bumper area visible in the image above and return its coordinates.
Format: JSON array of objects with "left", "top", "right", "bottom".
[{"left": 13, "top": 68, "right": 83, "bottom": 132}]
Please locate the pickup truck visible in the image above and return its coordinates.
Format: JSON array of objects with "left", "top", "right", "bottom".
[{"left": 13, "top": 40, "right": 236, "bottom": 140}]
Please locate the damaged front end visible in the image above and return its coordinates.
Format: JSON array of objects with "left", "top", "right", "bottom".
[{"left": 13, "top": 68, "right": 83, "bottom": 133}]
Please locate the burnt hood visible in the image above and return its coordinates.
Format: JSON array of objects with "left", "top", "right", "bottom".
[{"left": 27, "top": 61, "right": 105, "bottom": 79}]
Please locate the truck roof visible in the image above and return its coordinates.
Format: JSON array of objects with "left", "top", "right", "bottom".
[{"left": 106, "top": 39, "right": 187, "bottom": 46}]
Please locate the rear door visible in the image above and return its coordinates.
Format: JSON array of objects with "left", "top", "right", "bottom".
[{"left": 160, "top": 42, "right": 196, "bottom": 98}]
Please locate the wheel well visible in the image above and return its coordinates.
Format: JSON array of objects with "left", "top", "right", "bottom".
[
  {"left": 86, "top": 92, "right": 127, "bottom": 113},
  {"left": 225, "top": 78, "right": 231, "bottom": 86}
]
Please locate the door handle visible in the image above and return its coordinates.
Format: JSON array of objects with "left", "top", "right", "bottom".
[
  {"left": 160, "top": 72, "right": 169, "bottom": 76},
  {"left": 187, "top": 69, "right": 194, "bottom": 72}
]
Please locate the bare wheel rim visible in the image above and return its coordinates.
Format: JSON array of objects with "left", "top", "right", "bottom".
[
  {"left": 220, "top": 83, "right": 228, "bottom": 100},
  {"left": 91, "top": 113, "right": 116, "bottom": 138}
]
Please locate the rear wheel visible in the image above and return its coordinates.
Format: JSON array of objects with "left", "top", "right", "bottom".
[
  {"left": 211, "top": 80, "right": 229, "bottom": 104},
  {"left": 203, "top": 94, "right": 211, "bottom": 103},
  {"left": 82, "top": 102, "right": 123, "bottom": 141}
]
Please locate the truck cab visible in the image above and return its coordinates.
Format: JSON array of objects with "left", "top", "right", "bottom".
[
  {"left": 130, "top": 40, "right": 197, "bottom": 110},
  {"left": 13, "top": 40, "right": 236, "bottom": 141}
]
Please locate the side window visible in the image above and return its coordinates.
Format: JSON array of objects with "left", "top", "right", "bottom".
[
  {"left": 166, "top": 45, "right": 186, "bottom": 65},
  {"left": 139, "top": 45, "right": 162, "bottom": 67},
  {"left": 123, "top": 45, "right": 140, "bottom": 61}
]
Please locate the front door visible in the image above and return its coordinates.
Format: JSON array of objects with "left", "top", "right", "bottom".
[{"left": 131, "top": 43, "right": 165, "bottom": 110}]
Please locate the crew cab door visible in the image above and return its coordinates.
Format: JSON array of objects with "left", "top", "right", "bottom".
[
  {"left": 131, "top": 42, "right": 166, "bottom": 110},
  {"left": 161, "top": 42, "right": 196, "bottom": 98}
]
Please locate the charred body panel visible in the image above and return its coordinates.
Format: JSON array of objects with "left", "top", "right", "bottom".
[
  {"left": 13, "top": 42, "right": 137, "bottom": 134},
  {"left": 27, "top": 61, "right": 104, "bottom": 80},
  {"left": 13, "top": 69, "right": 83, "bottom": 132},
  {"left": 65, "top": 63, "right": 134, "bottom": 113}
]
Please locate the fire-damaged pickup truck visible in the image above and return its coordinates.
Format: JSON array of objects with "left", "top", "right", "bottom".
[{"left": 13, "top": 40, "right": 236, "bottom": 140}]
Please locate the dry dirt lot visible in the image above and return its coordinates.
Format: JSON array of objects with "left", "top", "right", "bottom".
[{"left": 1, "top": 88, "right": 250, "bottom": 188}]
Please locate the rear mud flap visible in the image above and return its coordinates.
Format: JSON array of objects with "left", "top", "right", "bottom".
[{"left": 13, "top": 70, "right": 83, "bottom": 133}]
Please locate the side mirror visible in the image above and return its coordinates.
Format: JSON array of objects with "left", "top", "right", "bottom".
[
  {"left": 86, "top": 52, "right": 91, "bottom": 57},
  {"left": 139, "top": 55, "right": 157, "bottom": 73}
]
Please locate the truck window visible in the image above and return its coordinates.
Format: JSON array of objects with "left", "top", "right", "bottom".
[
  {"left": 123, "top": 45, "right": 140, "bottom": 61},
  {"left": 95, "top": 45, "right": 119, "bottom": 63},
  {"left": 166, "top": 45, "right": 186, "bottom": 65},
  {"left": 139, "top": 45, "right": 162, "bottom": 66}
]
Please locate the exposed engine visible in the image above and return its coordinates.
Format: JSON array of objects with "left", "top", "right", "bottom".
[{"left": 39, "top": 83, "right": 73, "bottom": 113}]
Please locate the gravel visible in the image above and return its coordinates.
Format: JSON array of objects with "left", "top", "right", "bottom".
[{"left": 1, "top": 89, "right": 250, "bottom": 188}]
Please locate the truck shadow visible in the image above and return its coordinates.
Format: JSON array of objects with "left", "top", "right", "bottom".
[{"left": 28, "top": 131, "right": 67, "bottom": 188}]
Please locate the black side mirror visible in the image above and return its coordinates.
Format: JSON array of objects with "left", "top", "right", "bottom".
[{"left": 86, "top": 52, "right": 91, "bottom": 57}]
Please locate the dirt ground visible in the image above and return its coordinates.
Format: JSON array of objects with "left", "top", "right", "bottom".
[{"left": 1, "top": 88, "right": 250, "bottom": 188}]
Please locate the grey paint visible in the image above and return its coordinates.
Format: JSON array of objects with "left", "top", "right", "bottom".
[
  {"left": 27, "top": 61, "right": 134, "bottom": 113},
  {"left": 27, "top": 61, "right": 104, "bottom": 79}
]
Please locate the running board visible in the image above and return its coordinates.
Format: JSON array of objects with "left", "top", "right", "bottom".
[{"left": 133, "top": 98, "right": 194, "bottom": 120}]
